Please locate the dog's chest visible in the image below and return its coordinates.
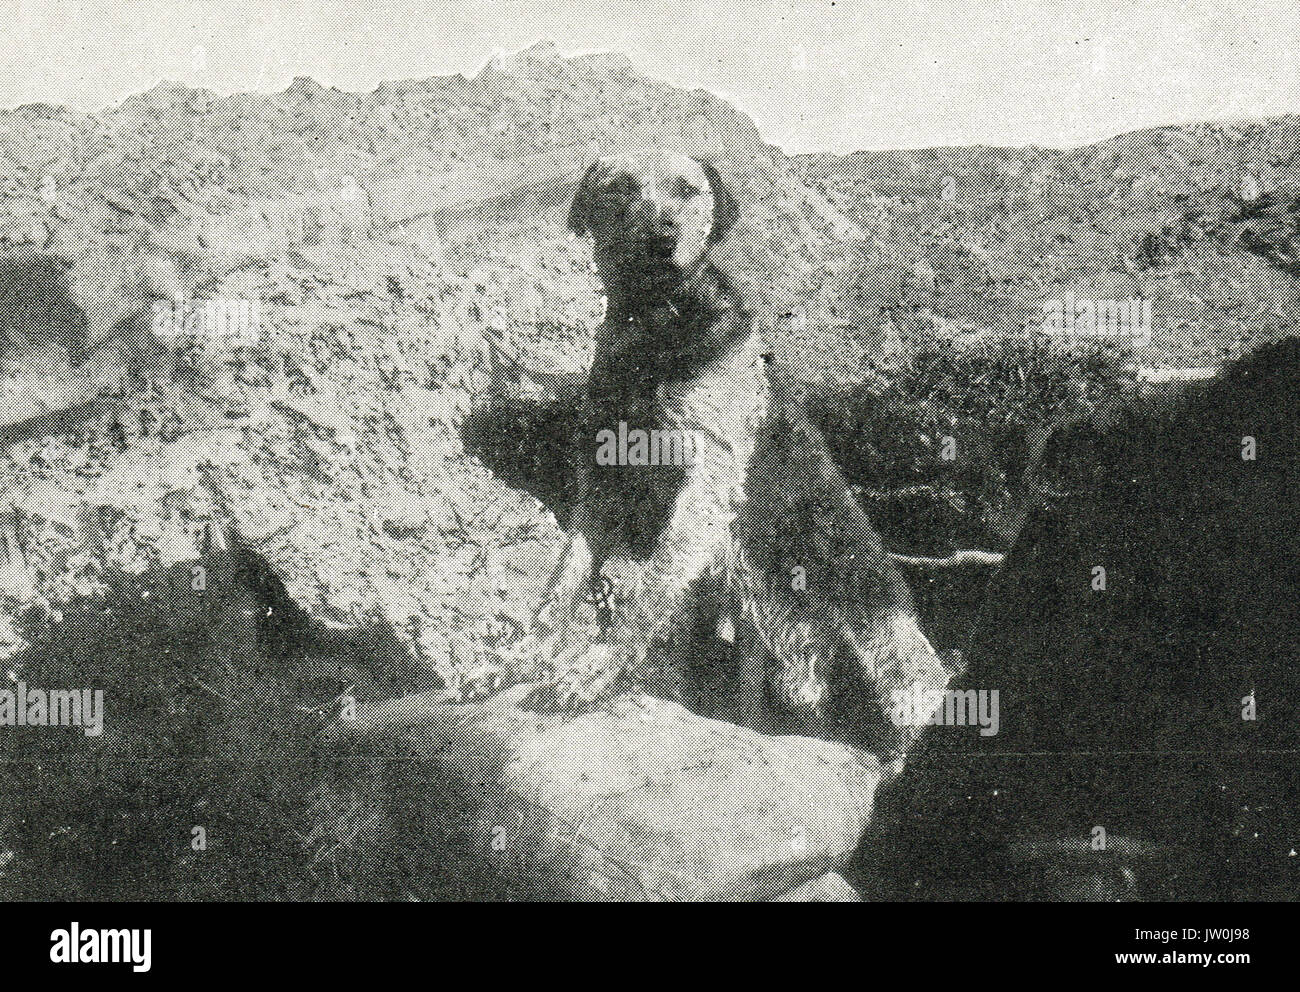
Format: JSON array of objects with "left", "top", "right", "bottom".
[
  {"left": 583, "top": 334, "right": 769, "bottom": 564},
  {"left": 657, "top": 334, "right": 769, "bottom": 513}
]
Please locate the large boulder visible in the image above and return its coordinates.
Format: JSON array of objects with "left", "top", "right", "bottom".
[{"left": 320, "top": 683, "right": 883, "bottom": 900}]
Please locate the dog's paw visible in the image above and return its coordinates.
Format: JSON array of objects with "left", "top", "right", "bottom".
[{"left": 521, "top": 644, "right": 627, "bottom": 713}]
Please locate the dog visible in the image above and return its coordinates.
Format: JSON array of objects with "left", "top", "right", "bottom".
[{"left": 522, "top": 150, "right": 948, "bottom": 756}]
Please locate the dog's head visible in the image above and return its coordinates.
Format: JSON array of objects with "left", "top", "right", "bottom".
[{"left": 568, "top": 151, "right": 739, "bottom": 291}]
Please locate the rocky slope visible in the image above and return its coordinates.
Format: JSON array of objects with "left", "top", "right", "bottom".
[
  {"left": 798, "top": 117, "right": 1300, "bottom": 366},
  {"left": 2, "top": 44, "right": 1298, "bottom": 898}
]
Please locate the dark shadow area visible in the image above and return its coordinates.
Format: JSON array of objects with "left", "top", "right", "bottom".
[
  {"left": 0, "top": 543, "right": 427, "bottom": 900},
  {"left": 0, "top": 398, "right": 115, "bottom": 448},
  {"left": 0, "top": 248, "right": 192, "bottom": 436},
  {"left": 857, "top": 337, "right": 1300, "bottom": 900},
  {"left": 460, "top": 393, "right": 585, "bottom": 529},
  {"left": 0, "top": 252, "right": 88, "bottom": 364}
]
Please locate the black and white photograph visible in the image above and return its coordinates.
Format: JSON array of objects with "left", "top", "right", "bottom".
[{"left": 0, "top": 0, "right": 1294, "bottom": 964}]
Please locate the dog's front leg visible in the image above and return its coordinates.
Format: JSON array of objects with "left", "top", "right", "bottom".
[
  {"left": 527, "top": 495, "right": 733, "bottom": 712},
  {"left": 532, "top": 526, "right": 596, "bottom": 646}
]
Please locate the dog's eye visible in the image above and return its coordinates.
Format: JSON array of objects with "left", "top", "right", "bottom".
[
  {"left": 671, "top": 177, "right": 702, "bottom": 199},
  {"left": 608, "top": 174, "right": 640, "bottom": 200}
]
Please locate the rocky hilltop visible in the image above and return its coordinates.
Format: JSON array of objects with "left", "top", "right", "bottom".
[{"left": 1, "top": 45, "right": 1299, "bottom": 898}]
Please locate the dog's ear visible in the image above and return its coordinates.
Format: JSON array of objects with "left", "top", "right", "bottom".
[
  {"left": 568, "top": 160, "right": 608, "bottom": 236},
  {"left": 696, "top": 159, "right": 740, "bottom": 245}
]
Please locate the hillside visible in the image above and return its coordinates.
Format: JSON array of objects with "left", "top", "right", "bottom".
[
  {"left": 2, "top": 45, "right": 1300, "bottom": 898},
  {"left": 1, "top": 42, "right": 866, "bottom": 368},
  {"left": 798, "top": 118, "right": 1300, "bottom": 366}
]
